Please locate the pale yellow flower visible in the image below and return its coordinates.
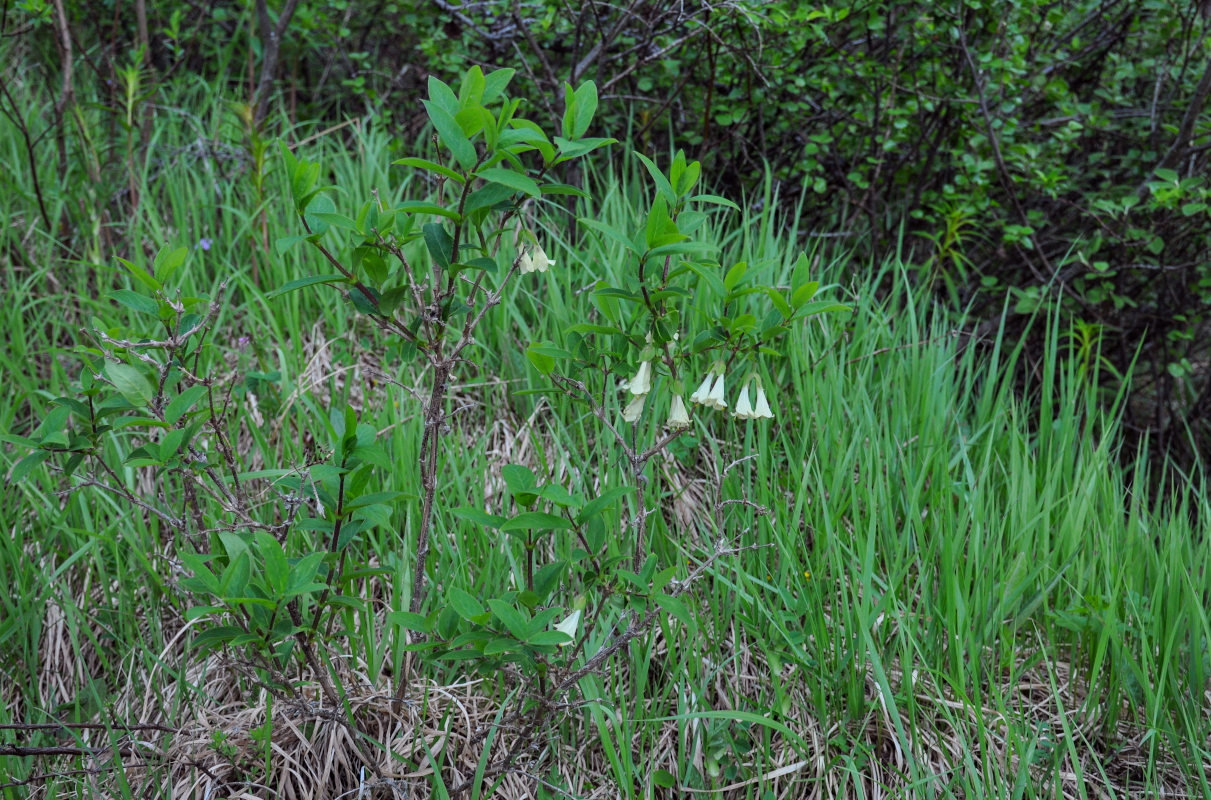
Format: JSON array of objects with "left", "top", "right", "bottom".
[
  {"left": 734, "top": 382, "right": 754, "bottom": 419},
  {"left": 622, "top": 392, "right": 645, "bottom": 422},
  {"left": 753, "top": 384, "right": 775, "bottom": 419},
  {"left": 667, "top": 395, "right": 691, "bottom": 428},
  {"left": 628, "top": 360, "right": 652, "bottom": 396},
  {"left": 689, "top": 371, "right": 715, "bottom": 406},
  {"left": 706, "top": 372, "right": 727, "bottom": 410},
  {"left": 518, "top": 243, "right": 554, "bottom": 274},
  {"left": 553, "top": 609, "right": 581, "bottom": 645}
]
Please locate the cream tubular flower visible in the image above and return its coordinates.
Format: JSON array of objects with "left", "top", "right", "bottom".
[
  {"left": 667, "top": 395, "right": 691, "bottom": 428},
  {"left": 518, "top": 243, "right": 554, "bottom": 274},
  {"left": 553, "top": 609, "right": 581, "bottom": 645},
  {"left": 734, "top": 381, "right": 754, "bottom": 418},
  {"left": 706, "top": 372, "right": 727, "bottom": 410},
  {"left": 628, "top": 360, "right": 652, "bottom": 396},
  {"left": 753, "top": 384, "right": 775, "bottom": 419},
  {"left": 689, "top": 371, "right": 715, "bottom": 405},
  {"left": 622, "top": 392, "right": 646, "bottom": 423}
]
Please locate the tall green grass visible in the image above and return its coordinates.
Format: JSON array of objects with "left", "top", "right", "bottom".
[{"left": 1, "top": 64, "right": 1209, "bottom": 798}]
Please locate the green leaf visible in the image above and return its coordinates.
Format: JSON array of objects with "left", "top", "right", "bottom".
[
  {"left": 165, "top": 385, "right": 209, "bottom": 425},
  {"left": 682, "top": 262, "right": 726, "bottom": 298},
  {"left": 462, "top": 183, "right": 515, "bottom": 215},
  {"left": 527, "top": 346, "right": 554, "bottom": 375},
  {"left": 302, "top": 193, "right": 337, "bottom": 234},
  {"left": 423, "top": 223, "right": 453, "bottom": 269},
  {"left": 275, "top": 234, "right": 314, "bottom": 255},
  {"left": 526, "top": 341, "right": 573, "bottom": 376},
  {"left": 723, "top": 261, "right": 747, "bottom": 292},
  {"left": 423, "top": 100, "right": 477, "bottom": 171},
  {"left": 219, "top": 551, "right": 251, "bottom": 598},
  {"left": 482, "top": 68, "right": 515, "bottom": 103},
  {"left": 106, "top": 289, "right": 159, "bottom": 315},
  {"left": 309, "top": 212, "right": 361, "bottom": 234},
  {"left": 677, "top": 159, "right": 701, "bottom": 196},
  {"left": 387, "top": 610, "right": 434, "bottom": 633},
  {"left": 790, "top": 280, "right": 819, "bottom": 307},
  {"left": 766, "top": 289, "right": 793, "bottom": 319},
  {"left": 392, "top": 158, "right": 465, "bottom": 184},
  {"left": 265, "top": 273, "right": 346, "bottom": 298},
  {"left": 561, "top": 82, "right": 577, "bottom": 140},
  {"left": 552, "top": 136, "right": 616, "bottom": 159},
  {"left": 345, "top": 491, "right": 406, "bottom": 510},
  {"left": 689, "top": 194, "right": 739, "bottom": 211},
  {"left": 448, "top": 587, "right": 487, "bottom": 621},
  {"left": 105, "top": 362, "right": 154, "bottom": 406},
  {"left": 634, "top": 152, "right": 676, "bottom": 204},
  {"left": 483, "top": 637, "right": 516, "bottom": 656},
  {"left": 349, "top": 286, "right": 381, "bottom": 316},
  {"left": 566, "top": 323, "right": 623, "bottom": 336},
  {"left": 500, "top": 512, "right": 574, "bottom": 532},
  {"left": 476, "top": 167, "right": 539, "bottom": 198},
  {"left": 652, "top": 769, "right": 677, "bottom": 788},
  {"left": 153, "top": 246, "right": 189, "bottom": 282},
  {"left": 451, "top": 507, "right": 507, "bottom": 529},
  {"left": 458, "top": 65, "right": 486, "bottom": 107},
  {"left": 572, "top": 81, "right": 598, "bottom": 138},
  {"left": 191, "top": 625, "right": 246, "bottom": 653},
  {"left": 8, "top": 450, "right": 51, "bottom": 483},
  {"left": 253, "top": 530, "right": 289, "bottom": 594},
  {"left": 158, "top": 427, "right": 189, "bottom": 461},
  {"left": 539, "top": 183, "right": 590, "bottom": 199},
  {"left": 458, "top": 257, "right": 497, "bottom": 274},
  {"left": 487, "top": 599, "right": 530, "bottom": 640},
  {"left": 594, "top": 287, "right": 642, "bottom": 301},
  {"left": 576, "top": 487, "right": 634, "bottom": 524},
  {"left": 288, "top": 552, "right": 327, "bottom": 593},
  {"left": 396, "top": 200, "right": 461, "bottom": 219},
  {"left": 427, "top": 75, "right": 460, "bottom": 114},
  {"left": 501, "top": 464, "right": 537, "bottom": 495},
  {"left": 116, "top": 257, "right": 161, "bottom": 292},
  {"left": 525, "top": 630, "right": 571, "bottom": 647}
]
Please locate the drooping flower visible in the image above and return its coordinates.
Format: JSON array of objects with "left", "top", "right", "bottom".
[
  {"left": 734, "top": 381, "right": 754, "bottom": 418},
  {"left": 705, "top": 372, "right": 727, "bottom": 410},
  {"left": 753, "top": 384, "right": 775, "bottom": 419},
  {"left": 518, "top": 243, "right": 554, "bottom": 274},
  {"left": 553, "top": 609, "right": 581, "bottom": 645},
  {"left": 622, "top": 392, "right": 646, "bottom": 423},
  {"left": 689, "top": 371, "right": 715, "bottom": 406},
  {"left": 667, "top": 394, "right": 691, "bottom": 428},
  {"left": 628, "top": 360, "right": 652, "bottom": 396}
]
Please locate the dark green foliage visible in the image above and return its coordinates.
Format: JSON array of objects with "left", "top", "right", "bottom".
[{"left": 5, "top": 0, "right": 1211, "bottom": 462}]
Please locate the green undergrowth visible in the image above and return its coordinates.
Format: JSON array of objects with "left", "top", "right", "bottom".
[{"left": 1, "top": 81, "right": 1209, "bottom": 798}]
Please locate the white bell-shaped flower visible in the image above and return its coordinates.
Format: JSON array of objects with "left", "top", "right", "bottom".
[
  {"left": 622, "top": 392, "right": 646, "bottom": 423},
  {"left": 628, "top": 360, "right": 652, "bottom": 396},
  {"left": 753, "top": 384, "right": 775, "bottom": 419},
  {"left": 706, "top": 372, "right": 727, "bottom": 410},
  {"left": 689, "top": 371, "right": 715, "bottom": 405},
  {"left": 667, "top": 395, "right": 691, "bottom": 428},
  {"left": 553, "top": 609, "right": 581, "bottom": 645},
  {"left": 734, "top": 381, "right": 755, "bottom": 419},
  {"left": 518, "top": 243, "right": 554, "bottom": 274}
]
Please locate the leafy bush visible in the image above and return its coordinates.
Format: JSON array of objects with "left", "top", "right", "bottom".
[{"left": 23, "top": 0, "right": 1204, "bottom": 463}]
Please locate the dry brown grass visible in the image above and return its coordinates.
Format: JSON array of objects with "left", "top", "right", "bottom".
[{"left": 9, "top": 573, "right": 1204, "bottom": 799}]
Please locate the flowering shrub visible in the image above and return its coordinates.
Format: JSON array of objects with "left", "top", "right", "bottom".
[{"left": 9, "top": 66, "right": 849, "bottom": 787}]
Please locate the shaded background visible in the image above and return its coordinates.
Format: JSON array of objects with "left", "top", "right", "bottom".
[{"left": 4, "top": 0, "right": 1211, "bottom": 475}]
